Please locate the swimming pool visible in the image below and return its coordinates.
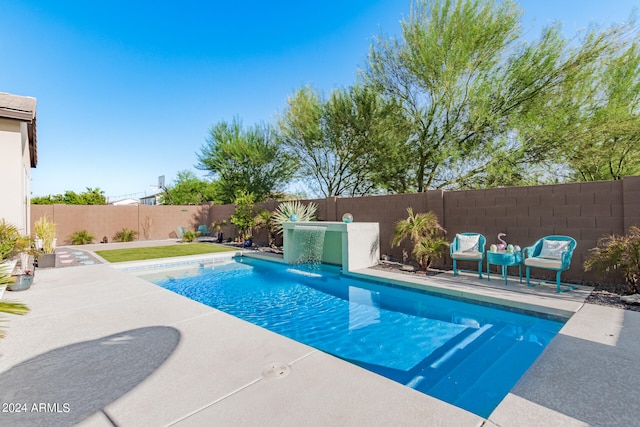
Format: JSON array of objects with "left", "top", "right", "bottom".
[{"left": 140, "top": 256, "right": 564, "bottom": 418}]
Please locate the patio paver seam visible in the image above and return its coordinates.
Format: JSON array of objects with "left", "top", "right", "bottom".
[
  {"left": 164, "top": 377, "right": 264, "bottom": 426},
  {"left": 163, "top": 347, "right": 319, "bottom": 426}
]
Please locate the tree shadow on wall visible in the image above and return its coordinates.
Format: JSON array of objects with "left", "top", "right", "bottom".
[{"left": 0, "top": 326, "right": 180, "bottom": 427}]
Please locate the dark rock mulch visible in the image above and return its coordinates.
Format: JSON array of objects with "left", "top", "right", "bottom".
[{"left": 583, "top": 281, "right": 640, "bottom": 312}]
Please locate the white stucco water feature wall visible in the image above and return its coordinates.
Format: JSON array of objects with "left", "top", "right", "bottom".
[{"left": 282, "top": 221, "right": 380, "bottom": 271}]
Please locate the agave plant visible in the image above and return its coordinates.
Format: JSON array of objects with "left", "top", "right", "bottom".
[
  {"left": 392, "top": 208, "right": 448, "bottom": 270},
  {"left": 273, "top": 200, "right": 318, "bottom": 235}
]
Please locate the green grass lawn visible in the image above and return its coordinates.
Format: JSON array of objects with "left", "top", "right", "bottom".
[{"left": 95, "top": 243, "right": 238, "bottom": 263}]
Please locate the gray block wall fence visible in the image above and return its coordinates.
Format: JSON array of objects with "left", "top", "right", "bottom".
[{"left": 30, "top": 176, "right": 640, "bottom": 283}]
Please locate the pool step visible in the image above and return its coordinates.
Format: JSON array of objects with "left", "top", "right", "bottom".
[
  {"left": 403, "top": 323, "right": 505, "bottom": 392},
  {"left": 423, "top": 322, "right": 531, "bottom": 402},
  {"left": 453, "top": 327, "right": 552, "bottom": 414}
]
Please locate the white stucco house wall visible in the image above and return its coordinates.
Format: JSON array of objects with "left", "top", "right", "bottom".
[
  {"left": 0, "top": 92, "right": 37, "bottom": 234},
  {"left": 109, "top": 198, "right": 139, "bottom": 206}
]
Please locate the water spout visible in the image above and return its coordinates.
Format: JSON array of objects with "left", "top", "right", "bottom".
[{"left": 291, "top": 226, "right": 326, "bottom": 267}]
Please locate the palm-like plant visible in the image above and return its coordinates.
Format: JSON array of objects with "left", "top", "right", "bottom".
[
  {"left": 392, "top": 208, "right": 448, "bottom": 270},
  {"left": 273, "top": 200, "right": 318, "bottom": 235}
]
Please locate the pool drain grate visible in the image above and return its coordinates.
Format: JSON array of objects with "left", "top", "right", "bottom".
[{"left": 261, "top": 362, "right": 291, "bottom": 379}]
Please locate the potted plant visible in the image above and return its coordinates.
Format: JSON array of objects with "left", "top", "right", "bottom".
[
  {"left": 9, "top": 234, "right": 36, "bottom": 291},
  {"left": 0, "top": 219, "right": 35, "bottom": 291},
  {"left": 34, "top": 215, "right": 57, "bottom": 268},
  {"left": 7, "top": 268, "right": 34, "bottom": 291},
  {"left": 211, "top": 221, "right": 226, "bottom": 243},
  {"left": 391, "top": 208, "right": 449, "bottom": 271}
]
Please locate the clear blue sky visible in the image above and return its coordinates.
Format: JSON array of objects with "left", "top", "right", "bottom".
[{"left": 1, "top": 0, "right": 636, "bottom": 201}]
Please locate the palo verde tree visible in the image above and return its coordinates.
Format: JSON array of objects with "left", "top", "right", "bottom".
[
  {"left": 364, "top": 0, "right": 629, "bottom": 191},
  {"left": 558, "top": 40, "right": 640, "bottom": 181},
  {"left": 196, "top": 118, "right": 297, "bottom": 204},
  {"left": 278, "top": 85, "right": 409, "bottom": 197}
]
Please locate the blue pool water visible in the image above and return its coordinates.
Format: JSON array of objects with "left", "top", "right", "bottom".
[{"left": 141, "top": 257, "right": 564, "bottom": 417}]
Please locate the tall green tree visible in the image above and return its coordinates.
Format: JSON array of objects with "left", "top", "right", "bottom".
[
  {"left": 163, "top": 170, "right": 216, "bottom": 205},
  {"left": 196, "top": 118, "right": 297, "bottom": 204},
  {"left": 365, "top": 0, "right": 627, "bottom": 191},
  {"left": 278, "top": 85, "right": 408, "bottom": 196},
  {"left": 559, "top": 40, "right": 640, "bottom": 181}
]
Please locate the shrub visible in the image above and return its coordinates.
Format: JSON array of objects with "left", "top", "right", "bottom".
[
  {"left": 584, "top": 225, "right": 640, "bottom": 294},
  {"left": 182, "top": 230, "right": 199, "bottom": 242},
  {"left": 113, "top": 228, "right": 138, "bottom": 242},
  {"left": 230, "top": 191, "right": 257, "bottom": 240},
  {"left": 70, "top": 230, "right": 95, "bottom": 245},
  {"left": 0, "top": 219, "right": 21, "bottom": 261}
]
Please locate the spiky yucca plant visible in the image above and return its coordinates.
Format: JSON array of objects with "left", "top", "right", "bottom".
[{"left": 273, "top": 200, "right": 318, "bottom": 235}]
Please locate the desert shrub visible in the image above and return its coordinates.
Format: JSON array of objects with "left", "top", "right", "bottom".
[
  {"left": 70, "top": 230, "right": 95, "bottom": 245},
  {"left": 584, "top": 225, "right": 640, "bottom": 294},
  {"left": 182, "top": 230, "right": 198, "bottom": 242},
  {"left": 113, "top": 228, "right": 138, "bottom": 242}
]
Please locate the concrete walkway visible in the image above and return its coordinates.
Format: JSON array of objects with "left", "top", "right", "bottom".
[{"left": 0, "top": 242, "right": 638, "bottom": 426}]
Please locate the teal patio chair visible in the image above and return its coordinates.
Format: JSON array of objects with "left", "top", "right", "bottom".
[
  {"left": 198, "top": 225, "right": 212, "bottom": 237},
  {"left": 450, "top": 233, "right": 486, "bottom": 279},
  {"left": 176, "top": 226, "right": 185, "bottom": 239},
  {"left": 523, "top": 235, "right": 577, "bottom": 293}
]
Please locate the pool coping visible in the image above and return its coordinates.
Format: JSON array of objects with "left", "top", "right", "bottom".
[
  {"left": 115, "top": 250, "right": 588, "bottom": 319},
  {"left": 110, "top": 251, "right": 244, "bottom": 273},
  {"left": 2, "top": 247, "right": 638, "bottom": 426},
  {"left": 242, "top": 251, "right": 589, "bottom": 319}
]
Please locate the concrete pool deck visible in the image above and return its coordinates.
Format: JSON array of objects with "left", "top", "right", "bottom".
[{"left": 1, "top": 242, "right": 639, "bottom": 426}]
